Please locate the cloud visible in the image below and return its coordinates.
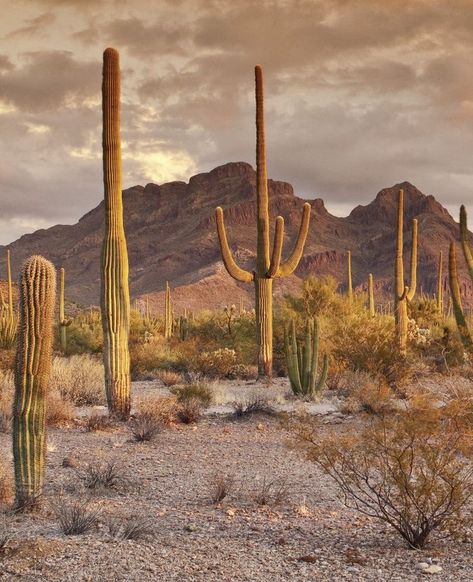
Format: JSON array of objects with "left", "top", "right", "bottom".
[{"left": 6, "top": 12, "right": 55, "bottom": 38}]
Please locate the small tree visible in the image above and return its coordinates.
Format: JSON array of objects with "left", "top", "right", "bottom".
[{"left": 292, "top": 397, "right": 473, "bottom": 549}]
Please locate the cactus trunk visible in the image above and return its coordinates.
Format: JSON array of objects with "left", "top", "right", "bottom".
[
  {"left": 394, "top": 189, "right": 417, "bottom": 357},
  {"left": 13, "top": 256, "right": 56, "bottom": 509},
  {"left": 59, "top": 267, "right": 67, "bottom": 353},
  {"left": 347, "top": 250, "right": 353, "bottom": 303},
  {"left": 215, "top": 66, "right": 311, "bottom": 379},
  {"left": 100, "top": 48, "right": 131, "bottom": 420},
  {"left": 164, "top": 281, "right": 172, "bottom": 339},
  {"left": 436, "top": 251, "right": 443, "bottom": 314}
]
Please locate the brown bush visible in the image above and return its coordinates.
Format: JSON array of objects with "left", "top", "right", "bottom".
[
  {"left": 0, "top": 462, "right": 13, "bottom": 506},
  {"left": 136, "top": 396, "right": 177, "bottom": 426},
  {"left": 176, "top": 398, "right": 204, "bottom": 424},
  {"left": 156, "top": 369, "right": 183, "bottom": 387},
  {"left": 84, "top": 413, "right": 115, "bottom": 433},
  {"left": 46, "top": 391, "right": 75, "bottom": 427},
  {"left": 170, "top": 382, "right": 213, "bottom": 407},
  {"left": 292, "top": 398, "right": 473, "bottom": 549}
]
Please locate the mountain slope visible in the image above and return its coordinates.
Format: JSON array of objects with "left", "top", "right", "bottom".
[{"left": 0, "top": 162, "right": 470, "bottom": 312}]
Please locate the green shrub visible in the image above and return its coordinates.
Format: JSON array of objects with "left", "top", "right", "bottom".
[{"left": 171, "top": 382, "right": 214, "bottom": 407}]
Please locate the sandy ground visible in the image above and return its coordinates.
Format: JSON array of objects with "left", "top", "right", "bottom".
[{"left": 1, "top": 380, "right": 473, "bottom": 581}]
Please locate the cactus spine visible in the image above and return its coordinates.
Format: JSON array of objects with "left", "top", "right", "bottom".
[
  {"left": 215, "top": 66, "right": 311, "bottom": 378},
  {"left": 284, "top": 319, "right": 328, "bottom": 397},
  {"left": 100, "top": 48, "right": 131, "bottom": 420},
  {"left": 368, "top": 273, "right": 375, "bottom": 317},
  {"left": 164, "top": 281, "right": 172, "bottom": 339},
  {"left": 347, "top": 250, "right": 353, "bottom": 303},
  {"left": 436, "top": 251, "right": 443, "bottom": 313},
  {"left": 394, "top": 189, "right": 418, "bottom": 356},
  {"left": 13, "top": 256, "right": 56, "bottom": 508}
]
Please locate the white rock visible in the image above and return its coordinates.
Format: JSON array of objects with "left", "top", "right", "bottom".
[{"left": 423, "top": 565, "right": 443, "bottom": 574}]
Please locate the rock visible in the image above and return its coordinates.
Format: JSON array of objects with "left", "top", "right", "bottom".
[{"left": 418, "top": 562, "right": 443, "bottom": 574}]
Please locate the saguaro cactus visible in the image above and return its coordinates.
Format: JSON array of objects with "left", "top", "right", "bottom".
[
  {"left": 215, "top": 66, "right": 311, "bottom": 377},
  {"left": 164, "top": 281, "right": 172, "bottom": 339},
  {"left": 0, "top": 250, "right": 17, "bottom": 348},
  {"left": 394, "top": 189, "right": 418, "bottom": 356},
  {"left": 347, "top": 251, "right": 353, "bottom": 303},
  {"left": 100, "top": 48, "right": 131, "bottom": 420},
  {"left": 13, "top": 256, "right": 56, "bottom": 509},
  {"left": 284, "top": 318, "right": 328, "bottom": 398},
  {"left": 58, "top": 267, "right": 71, "bottom": 353},
  {"left": 436, "top": 251, "right": 443, "bottom": 314},
  {"left": 368, "top": 273, "right": 375, "bottom": 317},
  {"left": 448, "top": 241, "right": 473, "bottom": 351}
]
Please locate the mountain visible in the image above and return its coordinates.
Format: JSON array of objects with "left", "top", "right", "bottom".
[{"left": 0, "top": 162, "right": 470, "bottom": 313}]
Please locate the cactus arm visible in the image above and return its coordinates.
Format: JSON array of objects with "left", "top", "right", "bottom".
[
  {"left": 284, "top": 320, "right": 302, "bottom": 394},
  {"left": 460, "top": 205, "right": 473, "bottom": 281},
  {"left": 215, "top": 207, "right": 254, "bottom": 283},
  {"left": 278, "top": 203, "right": 311, "bottom": 277},
  {"left": 449, "top": 241, "right": 473, "bottom": 352},
  {"left": 267, "top": 216, "right": 284, "bottom": 278},
  {"left": 406, "top": 218, "right": 418, "bottom": 301},
  {"left": 400, "top": 286, "right": 409, "bottom": 301},
  {"left": 255, "top": 65, "right": 270, "bottom": 273}
]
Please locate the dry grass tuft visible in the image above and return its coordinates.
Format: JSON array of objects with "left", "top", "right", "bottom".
[
  {"left": 84, "top": 413, "right": 115, "bottom": 432},
  {"left": 51, "top": 497, "right": 101, "bottom": 536},
  {"left": 156, "top": 369, "right": 183, "bottom": 387},
  {"left": 209, "top": 472, "right": 235, "bottom": 504},
  {"left": 106, "top": 514, "right": 155, "bottom": 540}
]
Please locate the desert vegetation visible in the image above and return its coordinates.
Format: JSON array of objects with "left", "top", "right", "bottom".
[{"left": 2, "top": 48, "right": 473, "bottom": 581}]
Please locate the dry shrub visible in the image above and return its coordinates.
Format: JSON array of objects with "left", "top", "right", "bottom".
[
  {"left": 0, "top": 382, "right": 12, "bottom": 433},
  {"left": 81, "top": 460, "right": 122, "bottom": 490},
  {"left": 177, "top": 398, "right": 204, "bottom": 424},
  {"left": 46, "top": 391, "right": 75, "bottom": 427},
  {"left": 171, "top": 382, "right": 213, "bottom": 407},
  {"left": 233, "top": 394, "right": 275, "bottom": 419},
  {"left": 107, "top": 514, "right": 155, "bottom": 540},
  {"left": 51, "top": 497, "right": 101, "bottom": 536},
  {"left": 136, "top": 396, "right": 177, "bottom": 426},
  {"left": 0, "top": 462, "right": 13, "bottom": 506},
  {"left": 293, "top": 397, "right": 473, "bottom": 549},
  {"left": 84, "top": 413, "right": 115, "bottom": 432},
  {"left": 338, "top": 373, "right": 395, "bottom": 416},
  {"left": 156, "top": 369, "right": 183, "bottom": 387},
  {"left": 209, "top": 472, "right": 235, "bottom": 503},
  {"left": 0, "top": 518, "right": 12, "bottom": 554},
  {"left": 194, "top": 348, "right": 237, "bottom": 377},
  {"left": 50, "top": 355, "right": 105, "bottom": 406},
  {"left": 254, "top": 477, "right": 289, "bottom": 506}
]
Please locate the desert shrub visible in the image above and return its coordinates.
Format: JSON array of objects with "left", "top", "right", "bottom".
[
  {"left": 129, "top": 414, "right": 162, "bottom": 442},
  {"left": 130, "top": 338, "right": 188, "bottom": 379},
  {"left": 84, "top": 413, "right": 115, "bottom": 432},
  {"left": 46, "top": 391, "right": 75, "bottom": 427},
  {"left": 409, "top": 296, "right": 443, "bottom": 330},
  {"left": 171, "top": 382, "right": 213, "bottom": 407},
  {"left": 0, "top": 519, "right": 12, "bottom": 554},
  {"left": 292, "top": 398, "right": 473, "bottom": 549},
  {"left": 107, "top": 514, "right": 155, "bottom": 540},
  {"left": 194, "top": 348, "right": 237, "bottom": 377},
  {"left": 253, "top": 477, "right": 289, "bottom": 506},
  {"left": 338, "top": 373, "right": 396, "bottom": 416},
  {"left": 0, "top": 349, "right": 14, "bottom": 371},
  {"left": 136, "top": 396, "right": 177, "bottom": 426},
  {"left": 227, "top": 363, "right": 257, "bottom": 380},
  {"left": 209, "top": 472, "right": 235, "bottom": 504},
  {"left": 81, "top": 460, "right": 122, "bottom": 490},
  {"left": 156, "top": 369, "right": 183, "bottom": 387},
  {"left": 50, "top": 355, "right": 105, "bottom": 406},
  {"left": 0, "top": 376, "right": 12, "bottom": 433},
  {"left": 233, "top": 394, "right": 275, "bottom": 419},
  {"left": 176, "top": 398, "right": 204, "bottom": 424},
  {"left": 0, "top": 461, "right": 13, "bottom": 506},
  {"left": 65, "top": 310, "right": 103, "bottom": 355},
  {"left": 52, "top": 497, "right": 101, "bottom": 535}
]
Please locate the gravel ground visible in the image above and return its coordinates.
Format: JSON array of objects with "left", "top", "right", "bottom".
[{"left": 1, "top": 381, "right": 473, "bottom": 581}]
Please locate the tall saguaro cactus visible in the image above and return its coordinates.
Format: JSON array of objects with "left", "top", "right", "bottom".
[
  {"left": 100, "top": 48, "right": 131, "bottom": 419},
  {"left": 394, "top": 189, "right": 418, "bottom": 356},
  {"left": 13, "top": 256, "right": 56, "bottom": 509},
  {"left": 59, "top": 267, "right": 71, "bottom": 353},
  {"left": 215, "top": 66, "right": 311, "bottom": 378},
  {"left": 164, "top": 281, "right": 172, "bottom": 339},
  {"left": 347, "top": 251, "right": 353, "bottom": 303}
]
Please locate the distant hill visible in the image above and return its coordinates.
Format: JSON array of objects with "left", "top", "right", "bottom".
[{"left": 0, "top": 161, "right": 470, "bottom": 313}]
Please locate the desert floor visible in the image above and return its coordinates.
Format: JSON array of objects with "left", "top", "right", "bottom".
[{"left": 1, "top": 380, "right": 473, "bottom": 582}]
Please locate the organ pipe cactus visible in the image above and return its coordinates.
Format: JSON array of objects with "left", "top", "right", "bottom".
[
  {"left": 164, "top": 281, "right": 172, "bottom": 339},
  {"left": 0, "top": 250, "right": 17, "bottom": 349},
  {"left": 436, "top": 251, "right": 443, "bottom": 314},
  {"left": 394, "top": 189, "right": 418, "bottom": 356},
  {"left": 215, "top": 66, "right": 311, "bottom": 378},
  {"left": 368, "top": 273, "right": 375, "bottom": 317},
  {"left": 13, "top": 256, "right": 56, "bottom": 509},
  {"left": 284, "top": 319, "right": 328, "bottom": 398},
  {"left": 100, "top": 48, "right": 131, "bottom": 420}
]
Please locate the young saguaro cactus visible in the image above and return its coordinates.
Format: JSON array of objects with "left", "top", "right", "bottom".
[
  {"left": 215, "top": 66, "right": 311, "bottom": 378},
  {"left": 13, "top": 256, "right": 56, "bottom": 509},
  {"left": 394, "top": 189, "right": 418, "bottom": 356},
  {"left": 59, "top": 267, "right": 71, "bottom": 353},
  {"left": 284, "top": 318, "right": 328, "bottom": 398},
  {"left": 347, "top": 251, "right": 353, "bottom": 303},
  {"left": 100, "top": 48, "right": 131, "bottom": 420},
  {"left": 368, "top": 273, "right": 375, "bottom": 317},
  {"left": 448, "top": 241, "right": 473, "bottom": 351},
  {"left": 436, "top": 251, "right": 443, "bottom": 314}
]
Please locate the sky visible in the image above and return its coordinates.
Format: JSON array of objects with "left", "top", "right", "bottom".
[{"left": 0, "top": 0, "right": 472, "bottom": 244}]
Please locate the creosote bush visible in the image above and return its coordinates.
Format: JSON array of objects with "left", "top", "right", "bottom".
[
  {"left": 292, "top": 396, "right": 473, "bottom": 549},
  {"left": 50, "top": 355, "right": 105, "bottom": 406},
  {"left": 170, "top": 382, "right": 214, "bottom": 407}
]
